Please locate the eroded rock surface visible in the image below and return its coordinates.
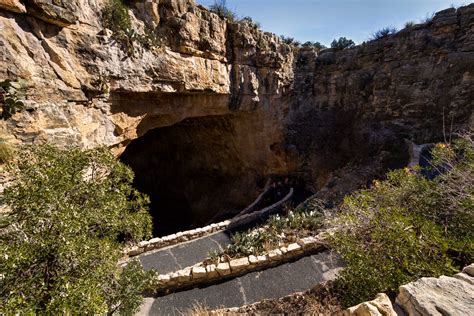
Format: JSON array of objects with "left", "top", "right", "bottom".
[
  {"left": 0, "top": 0, "right": 473, "bottom": 229},
  {"left": 395, "top": 264, "right": 474, "bottom": 316}
]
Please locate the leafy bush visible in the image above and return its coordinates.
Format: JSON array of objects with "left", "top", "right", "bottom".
[
  {"left": 404, "top": 21, "right": 416, "bottom": 28},
  {"left": 0, "top": 145, "right": 155, "bottom": 314},
  {"left": 0, "top": 80, "right": 25, "bottom": 120},
  {"left": 302, "top": 41, "right": 327, "bottom": 51},
  {"left": 330, "top": 133, "right": 474, "bottom": 306},
  {"left": 371, "top": 27, "right": 397, "bottom": 40},
  {"left": 209, "top": 0, "right": 237, "bottom": 22},
  {"left": 280, "top": 35, "right": 301, "bottom": 47},
  {"left": 240, "top": 16, "right": 261, "bottom": 30},
  {"left": 0, "top": 139, "right": 14, "bottom": 164},
  {"left": 102, "top": 0, "right": 162, "bottom": 56},
  {"left": 330, "top": 37, "right": 355, "bottom": 50},
  {"left": 102, "top": 0, "right": 131, "bottom": 35}
]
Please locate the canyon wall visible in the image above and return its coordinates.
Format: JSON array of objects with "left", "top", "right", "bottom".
[
  {"left": 288, "top": 6, "right": 474, "bottom": 186},
  {"left": 0, "top": 0, "right": 473, "bottom": 233}
]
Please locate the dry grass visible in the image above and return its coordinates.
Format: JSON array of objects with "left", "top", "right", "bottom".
[
  {"left": 0, "top": 140, "right": 14, "bottom": 164},
  {"left": 187, "top": 302, "right": 211, "bottom": 316}
]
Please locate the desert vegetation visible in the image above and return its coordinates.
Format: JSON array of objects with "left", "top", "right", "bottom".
[
  {"left": 371, "top": 27, "right": 398, "bottom": 40},
  {"left": 102, "top": 0, "right": 162, "bottom": 56},
  {"left": 209, "top": 0, "right": 237, "bottom": 22},
  {"left": 330, "top": 133, "right": 473, "bottom": 306},
  {"left": 302, "top": 41, "right": 327, "bottom": 51},
  {"left": 218, "top": 206, "right": 325, "bottom": 258},
  {"left": 0, "top": 80, "right": 25, "bottom": 120},
  {"left": 0, "top": 139, "right": 14, "bottom": 164},
  {"left": 0, "top": 145, "right": 156, "bottom": 314},
  {"left": 330, "top": 37, "right": 355, "bottom": 50},
  {"left": 205, "top": 133, "right": 473, "bottom": 308}
]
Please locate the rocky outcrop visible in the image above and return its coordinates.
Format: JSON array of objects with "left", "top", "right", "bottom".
[
  {"left": 342, "top": 264, "right": 474, "bottom": 316},
  {"left": 0, "top": 0, "right": 473, "bottom": 231},
  {"left": 344, "top": 293, "right": 397, "bottom": 316},
  {"left": 0, "top": 0, "right": 25, "bottom": 13},
  {"left": 395, "top": 264, "right": 474, "bottom": 315},
  {"left": 286, "top": 6, "right": 474, "bottom": 187}
]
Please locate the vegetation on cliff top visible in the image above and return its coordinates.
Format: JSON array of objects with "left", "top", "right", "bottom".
[
  {"left": 0, "top": 146, "right": 155, "bottom": 314},
  {"left": 331, "top": 37, "right": 355, "bottom": 50},
  {"left": 102, "top": 0, "right": 163, "bottom": 56}
]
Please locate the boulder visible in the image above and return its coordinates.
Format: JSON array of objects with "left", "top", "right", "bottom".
[
  {"left": 396, "top": 269, "right": 474, "bottom": 315},
  {"left": 345, "top": 293, "right": 397, "bottom": 316}
]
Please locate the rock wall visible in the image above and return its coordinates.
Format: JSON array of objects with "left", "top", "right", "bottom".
[
  {"left": 0, "top": 0, "right": 473, "bottom": 228},
  {"left": 286, "top": 5, "right": 474, "bottom": 186}
]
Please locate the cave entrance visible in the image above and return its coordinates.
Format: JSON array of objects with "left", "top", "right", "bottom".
[{"left": 120, "top": 115, "right": 259, "bottom": 237}]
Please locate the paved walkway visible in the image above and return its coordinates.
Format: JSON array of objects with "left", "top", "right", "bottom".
[
  {"left": 139, "top": 231, "right": 232, "bottom": 274},
  {"left": 138, "top": 251, "right": 342, "bottom": 315}
]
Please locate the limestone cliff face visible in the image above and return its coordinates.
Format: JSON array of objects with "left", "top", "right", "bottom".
[
  {"left": 0, "top": 0, "right": 293, "bottom": 150},
  {"left": 0, "top": 0, "right": 473, "bottom": 232},
  {"left": 287, "top": 6, "right": 474, "bottom": 187}
]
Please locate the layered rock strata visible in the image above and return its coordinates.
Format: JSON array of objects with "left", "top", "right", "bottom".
[{"left": 0, "top": 0, "right": 473, "bottom": 230}]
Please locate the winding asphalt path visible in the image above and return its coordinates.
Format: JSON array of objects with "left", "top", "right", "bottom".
[
  {"left": 138, "top": 250, "right": 342, "bottom": 315},
  {"left": 139, "top": 231, "right": 232, "bottom": 274},
  {"left": 137, "top": 189, "right": 342, "bottom": 315}
]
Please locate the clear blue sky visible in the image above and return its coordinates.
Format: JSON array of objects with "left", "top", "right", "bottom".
[{"left": 196, "top": 0, "right": 470, "bottom": 46}]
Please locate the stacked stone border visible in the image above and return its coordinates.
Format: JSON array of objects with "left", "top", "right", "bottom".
[
  {"left": 125, "top": 219, "right": 232, "bottom": 257},
  {"left": 125, "top": 188, "right": 294, "bottom": 257},
  {"left": 146, "top": 234, "right": 327, "bottom": 296}
]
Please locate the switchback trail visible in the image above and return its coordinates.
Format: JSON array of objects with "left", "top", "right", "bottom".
[{"left": 138, "top": 250, "right": 342, "bottom": 315}]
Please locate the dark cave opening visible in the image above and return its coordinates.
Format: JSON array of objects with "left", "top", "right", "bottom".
[{"left": 120, "top": 115, "right": 260, "bottom": 237}]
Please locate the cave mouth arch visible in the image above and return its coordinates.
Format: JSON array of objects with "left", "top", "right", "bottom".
[{"left": 120, "top": 115, "right": 263, "bottom": 237}]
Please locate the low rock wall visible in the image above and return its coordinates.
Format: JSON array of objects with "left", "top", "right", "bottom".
[
  {"left": 126, "top": 188, "right": 294, "bottom": 257},
  {"left": 125, "top": 220, "right": 232, "bottom": 257},
  {"left": 148, "top": 234, "right": 326, "bottom": 295}
]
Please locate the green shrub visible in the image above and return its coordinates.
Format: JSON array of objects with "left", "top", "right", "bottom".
[
  {"left": 240, "top": 16, "right": 261, "bottom": 30},
  {"left": 404, "top": 21, "right": 416, "bottom": 28},
  {"left": 102, "top": 0, "right": 131, "bottom": 35},
  {"left": 102, "top": 0, "right": 162, "bottom": 56},
  {"left": 371, "top": 27, "right": 397, "bottom": 40},
  {"left": 1, "top": 80, "right": 25, "bottom": 120},
  {"left": 280, "top": 35, "right": 301, "bottom": 47},
  {"left": 0, "top": 139, "right": 14, "bottom": 163},
  {"left": 302, "top": 41, "right": 327, "bottom": 51},
  {"left": 330, "top": 133, "right": 474, "bottom": 306},
  {"left": 0, "top": 145, "right": 154, "bottom": 314},
  {"left": 209, "top": 0, "right": 237, "bottom": 22},
  {"left": 330, "top": 37, "right": 355, "bottom": 50}
]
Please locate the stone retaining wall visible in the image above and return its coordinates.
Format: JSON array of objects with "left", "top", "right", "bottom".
[
  {"left": 147, "top": 234, "right": 326, "bottom": 295},
  {"left": 125, "top": 219, "right": 232, "bottom": 257},
  {"left": 126, "top": 188, "right": 294, "bottom": 257}
]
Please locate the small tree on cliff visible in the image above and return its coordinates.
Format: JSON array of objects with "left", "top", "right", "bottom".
[
  {"left": 0, "top": 145, "right": 154, "bottom": 314},
  {"left": 330, "top": 37, "right": 355, "bottom": 50},
  {"left": 209, "top": 0, "right": 237, "bottom": 22}
]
